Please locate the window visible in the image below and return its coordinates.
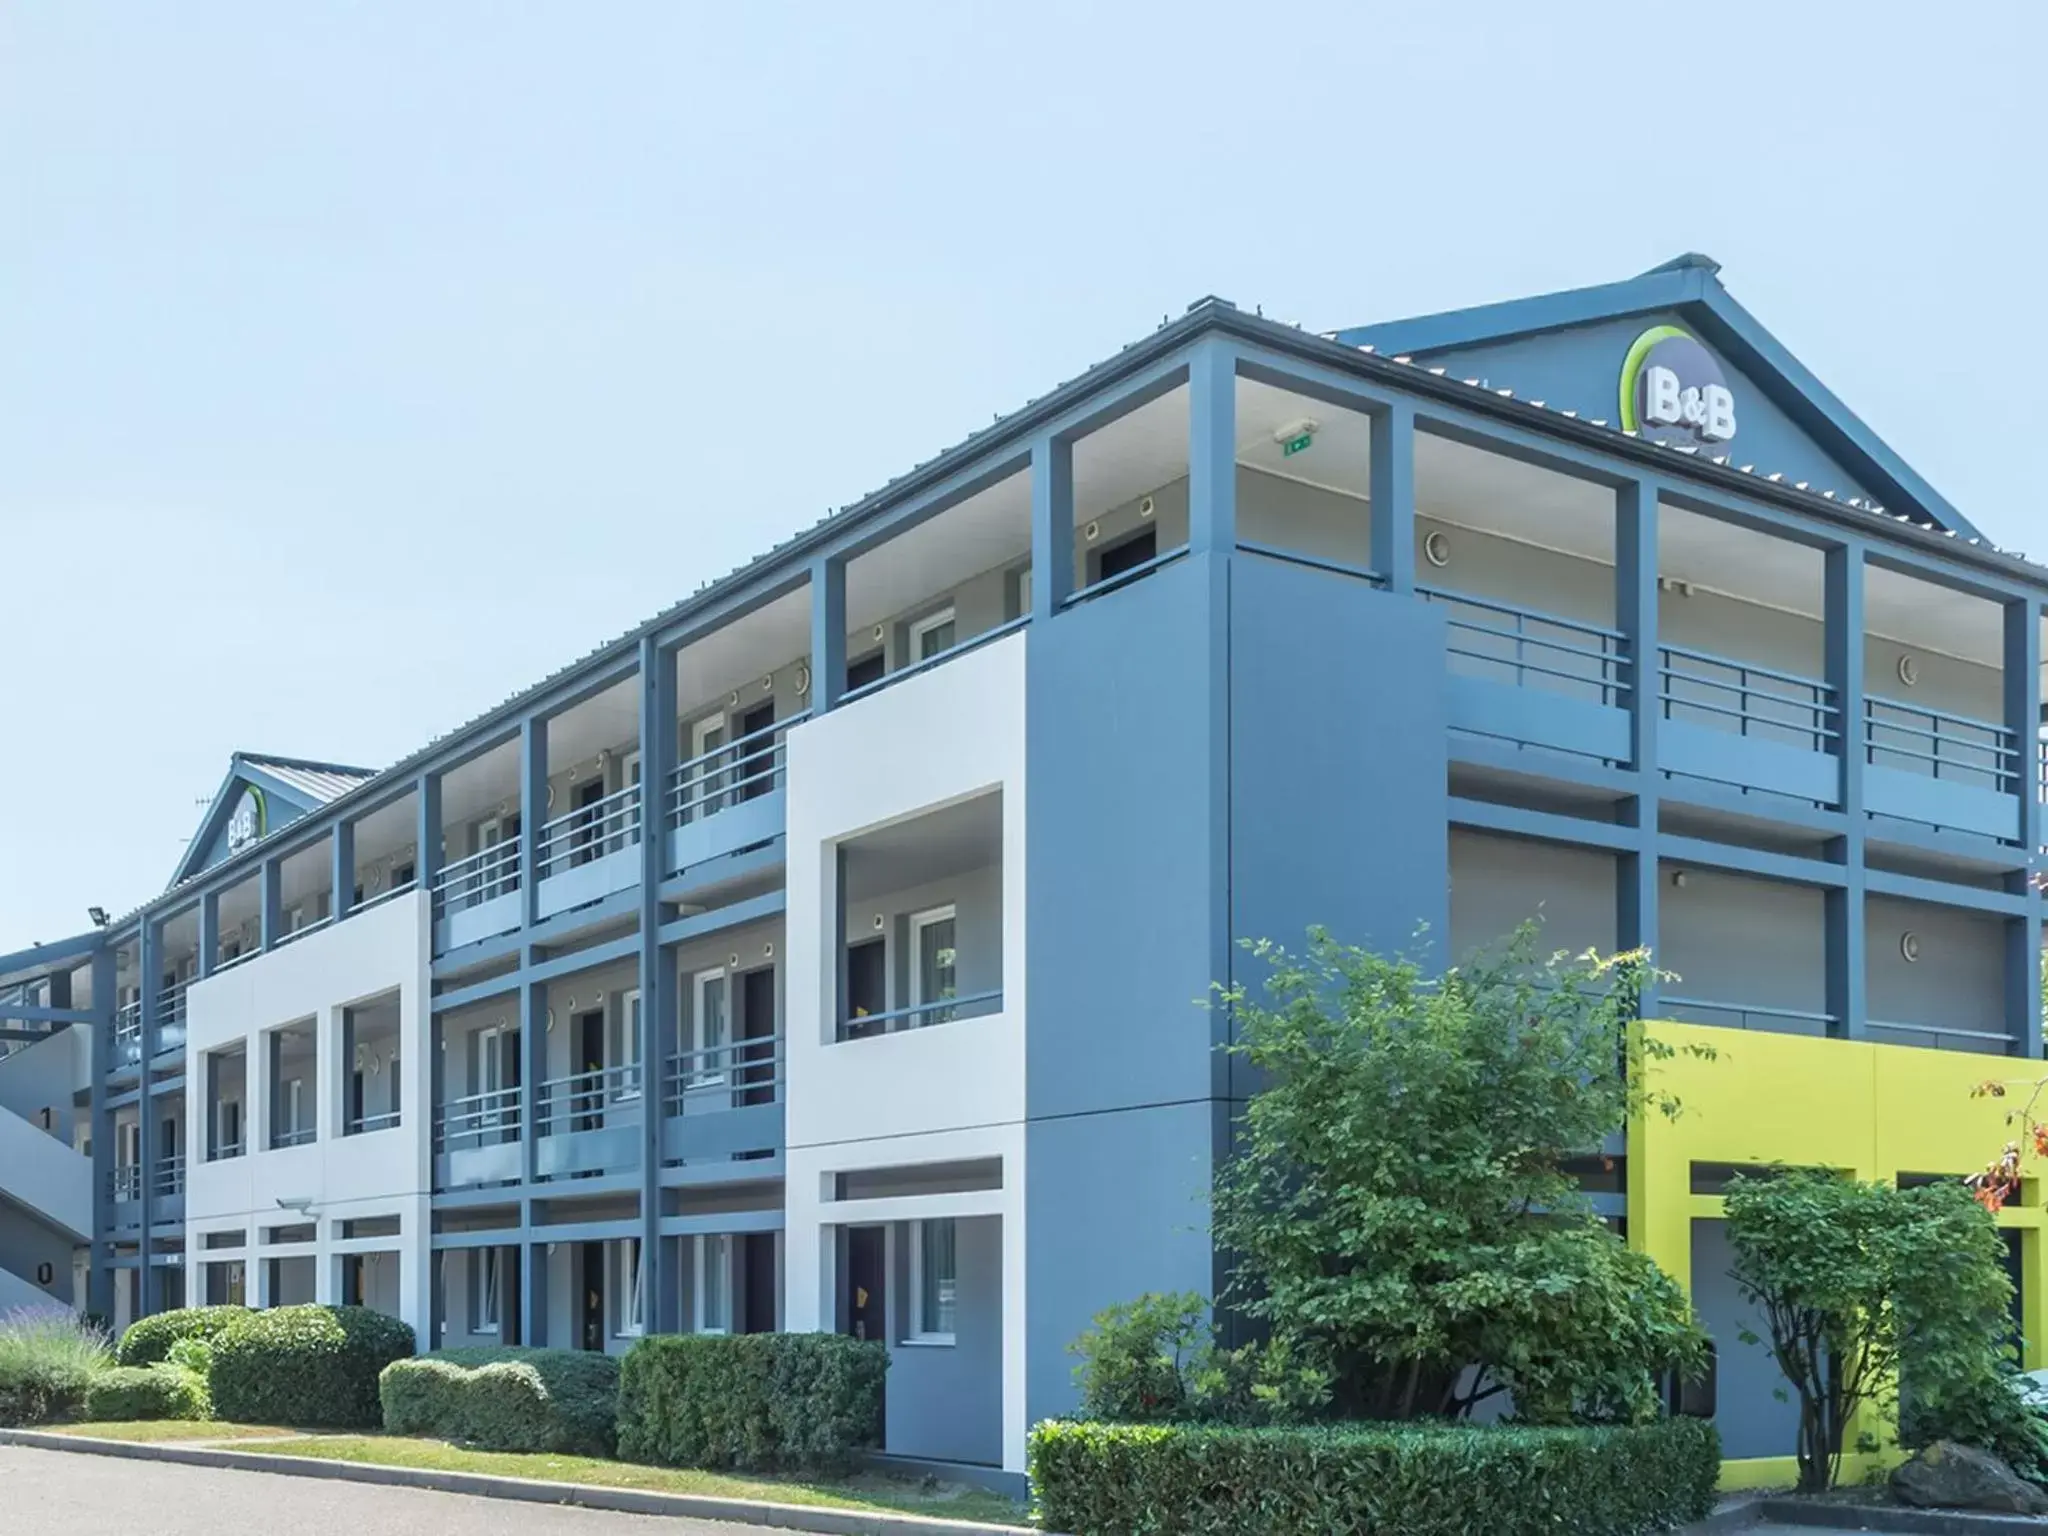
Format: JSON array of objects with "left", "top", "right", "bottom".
[
  {"left": 910, "top": 607, "right": 957, "bottom": 663},
  {"left": 908, "top": 1219, "right": 958, "bottom": 1344},
  {"left": 613, "top": 1238, "right": 645, "bottom": 1337},
  {"left": 287, "top": 1077, "right": 304, "bottom": 1138},
  {"left": 1013, "top": 567, "right": 1034, "bottom": 619},
  {"left": 697, "top": 1234, "right": 730, "bottom": 1334},
  {"left": 392, "top": 860, "right": 416, "bottom": 890},
  {"left": 471, "top": 1248, "right": 501, "bottom": 1334},
  {"left": 614, "top": 989, "right": 643, "bottom": 1099},
  {"left": 685, "top": 716, "right": 728, "bottom": 822},
  {"left": 910, "top": 906, "right": 958, "bottom": 1027},
  {"left": 217, "top": 1099, "right": 242, "bottom": 1158},
  {"left": 688, "top": 967, "right": 729, "bottom": 1085}
]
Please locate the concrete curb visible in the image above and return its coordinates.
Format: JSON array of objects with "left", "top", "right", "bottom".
[
  {"left": 0, "top": 1428, "right": 1040, "bottom": 1536},
  {"left": 1752, "top": 1496, "right": 2048, "bottom": 1534}
]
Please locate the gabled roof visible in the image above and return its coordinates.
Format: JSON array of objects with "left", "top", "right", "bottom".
[
  {"left": 1333, "top": 253, "right": 1984, "bottom": 542},
  {"left": 167, "top": 751, "right": 378, "bottom": 891}
]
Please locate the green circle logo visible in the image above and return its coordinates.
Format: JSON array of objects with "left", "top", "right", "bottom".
[{"left": 1619, "top": 325, "right": 1738, "bottom": 449}]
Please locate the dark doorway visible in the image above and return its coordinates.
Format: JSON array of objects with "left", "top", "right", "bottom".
[
  {"left": 342, "top": 1255, "right": 364, "bottom": 1306},
  {"left": 735, "top": 702, "right": 776, "bottom": 802},
  {"left": 847, "top": 651, "right": 886, "bottom": 692},
  {"left": 742, "top": 1232, "right": 777, "bottom": 1334},
  {"left": 501, "top": 1246, "right": 524, "bottom": 1346},
  {"left": 571, "top": 778, "right": 605, "bottom": 865},
  {"left": 1093, "top": 526, "right": 1157, "bottom": 584},
  {"left": 845, "top": 1226, "right": 885, "bottom": 1344},
  {"left": 739, "top": 968, "right": 776, "bottom": 1107},
  {"left": 574, "top": 1009, "right": 606, "bottom": 1132},
  {"left": 844, "top": 939, "right": 886, "bottom": 1040},
  {"left": 578, "top": 1241, "right": 605, "bottom": 1351}
]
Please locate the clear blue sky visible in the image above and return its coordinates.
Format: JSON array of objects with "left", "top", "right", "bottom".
[{"left": 2, "top": 3, "right": 2041, "bottom": 946}]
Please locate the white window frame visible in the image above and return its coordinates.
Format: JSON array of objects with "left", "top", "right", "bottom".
[
  {"left": 1015, "top": 567, "right": 1034, "bottom": 618},
  {"left": 614, "top": 988, "right": 643, "bottom": 1100},
  {"left": 218, "top": 1097, "right": 242, "bottom": 1157},
  {"left": 695, "top": 1233, "right": 731, "bottom": 1335},
  {"left": 909, "top": 606, "right": 957, "bottom": 663},
  {"left": 688, "top": 966, "right": 730, "bottom": 1086},
  {"left": 286, "top": 1077, "right": 305, "bottom": 1138},
  {"left": 909, "top": 904, "right": 958, "bottom": 1027},
  {"left": 906, "top": 1218, "right": 958, "bottom": 1345},
  {"left": 612, "top": 1237, "right": 646, "bottom": 1338},
  {"left": 686, "top": 715, "right": 729, "bottom": 822},
  {"left": 118, "top": 1120, "right": 140, "bottom": 1169},
  {"left": 472, "top": 1248, "right": 501, "bottom": 1334}
]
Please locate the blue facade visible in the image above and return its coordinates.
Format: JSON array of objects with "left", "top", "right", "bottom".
[{"left": 1, "top": 253, "right": 2043, "bottom": 1475}]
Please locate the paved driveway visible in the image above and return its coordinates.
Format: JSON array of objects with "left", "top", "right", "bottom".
[{"left": 0, "top": 1445, "right": 760, "bottom": 1535}]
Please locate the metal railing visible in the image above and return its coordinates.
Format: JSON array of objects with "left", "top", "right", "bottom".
[
  {"left": 214, "top": 948, "right": 258, "bottom": 974},
  {"left": 433, "top": 840, "right": 523, "bottom": 916},
  {"left": 433, "top": 1085, "right": 522, "bottom": 1151},
  {"left": 274, "top": 912, "right": 335, "bottom": 948},
  {"left": 1234, "top": 541, "right": 1387, "bottom": 588},
  {"left": 537, "top": 1063, "right": 643, "bottom": 1137},
  {"left": 1864, "top": 694, "right": 2017, "bottom": 793},
  {"left": 537, "top": 783, "right": 643, "bottom": 878},
  {"left": 1867, "top": 1018, "right": 2017, "bottom": 1052},
  {"left": 112, "top": 1001, "right": 143, "bottom": 1061},
  {"left": 842, "top": 615, "right": 1032, "bottom": 704},
  {"left": 1660, "top": 996, "right": 1837, "bottom": 1037},
  {"left": 270, "top": 1125, "right": 316, "bottom": 1149},
  {"left": 156, "top": 979, "right": 189, "bottom": 1032},
  {"left": 669, "top": 710, "right": 810, "bottom": 826},
  {"left": 349, "top": 878, "right": 418, "bottom": 915},
  {"left": 838, "top": 988, "right": 1003, "bottom": 1040},
  {"left": 662, "top": 1036, "right": 784, "bottom": 1117},
  {"left": 1418, "top": 586, "right": 1629, "bottom": 706},
  {"left": 210, "top": 1138, "right": 245, "bottom": 1161},
  {"left": 109, "top": 1166, "right": 141, "bottom": 1201},
  {"left": 1658, "top": 645, "right": 1838, "bottom": 754},
  {"left": 153, "top": 1154, "right": 185, "bottom": 1197},
  {"left": 346, "top": 1109, "right": 402, "bottom": 1135}
]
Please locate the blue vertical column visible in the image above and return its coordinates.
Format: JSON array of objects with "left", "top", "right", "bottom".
[
  {"left": 1825, "top": 543, "right": 1868, "bottom": 1040},
  {"left": 809, "top": 556, "right": 847, "bottom": 715},
  {"left": 1615, "top": 477, "right": 1662, "bottom": 1016},
  {"left": 1369, "top": 401, "right": 1416, "bottom": 592},
  {"left": 258, "top": 858, "right": 282, "bottom": 953},
  {"left": 1030, "top": 434, "right": 1075, "bottom": 621},
  {"left": 636, "top": 636, "right": 677, "bottom": 1331},
  {"left": 332, "top": 818, "right": 355, "bottom": 921},
  {"left": 2005, "top": 598, "right": 2043, "bottom": 1058},
  {"left": 197, "top": 890, "right": 219, "bottom": 980},
  {"left": 136, "top": 920, "right": 160, "bottom": 1315},
  {"left": 519, "top": 968, "right": 548, "bottom": 1345},
  {"left": 520, "top": 719, "right": 546, "bottom": 928},
  {"left": 88, "top": 945, "right": 115, "bottom": 1321},
  {"left": 1186, "top": 338, "right": 1237, "bottom": 556}
]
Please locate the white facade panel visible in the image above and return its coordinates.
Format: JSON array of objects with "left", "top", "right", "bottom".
[{"left": 182, "top": 891, "right": 432, "bottom": 1337}]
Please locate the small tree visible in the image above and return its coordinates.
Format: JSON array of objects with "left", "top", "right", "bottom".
[
  {"left": 1724, "top": 1171, "right": 1900, "bottom": 1492},
  {"left": 1209, "top": 926, "right": 1706, "bottom": 1423}
]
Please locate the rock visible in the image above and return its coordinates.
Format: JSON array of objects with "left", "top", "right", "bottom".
[
  {"left": 2013, "top": 1367, "right": 2048, "bottom": 1412},
  {"left": 1891, "top": 1440, "right": 2048, "bottom": 1515}
]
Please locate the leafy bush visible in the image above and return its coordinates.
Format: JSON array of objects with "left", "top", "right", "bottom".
[
  {"left": 382, "top": 1347, "right": 621, "bottom": 1455},
  {"left": 166, "top": 1337, "right": 214, "bottom": 1377},
  {"left": 1071, "top": 1293, "right": 1326, "bottom": 1425},
  {"left": 1212, "top": 929, "right": 1706, "bottom": 1422},
  {"left": 0, "top": 1307, "right": 111, "bottom": 1426},
  {"left": 1029, "top": 1417, "right": 1721, "bottom": 1536},
  {"left": 210, "top": 1305, "right": 415, "bottom": 1427},
  {"left": 617, "top": 1333, "right": 887, "bottom": 1473},
  {"left": 115, "top": 1305, "right": 248, "bottom": 1367},
  {"left": 82, "top": 1363, "right": 210, "bottom": 1422}
]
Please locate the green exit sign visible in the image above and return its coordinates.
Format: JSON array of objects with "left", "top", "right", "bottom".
[{"left": 1281, "top": 431, "right": 1314, "bottom": 457}]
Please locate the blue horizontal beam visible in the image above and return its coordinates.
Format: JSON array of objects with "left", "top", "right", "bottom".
[
  {"left": 1865, "top": 868, "right": 2028, "bottom": 917},
  {"left": 1447, "top": 797, "right": 1637, "bottom": 852},
  {"left": 0, "top": 931, "right": 103, "bottom": 974},
  {"left": 656, "top": 889, "right": 786, "bottom": 948},
  {"left": 1657, "top": 833, "right": 1849, "bottom": 889},
  {"left": 0, "top": 1004, "right": 93, "bottom": 1026}
]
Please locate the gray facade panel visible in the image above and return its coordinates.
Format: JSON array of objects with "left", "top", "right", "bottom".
[
  {"left": 1692, "top": 1217, "right": 1800, "bottom": 1461},
  {"left": 1023, "top": 1103, "right": 1218, "bottom": 1431},
  {"left": 886, "top": 1214, "right": 1001, "bottom": 1466}
]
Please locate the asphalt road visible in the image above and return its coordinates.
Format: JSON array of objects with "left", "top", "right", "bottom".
[{"left": 0, "top": 1445, "right": 762, "bottom": 1535}]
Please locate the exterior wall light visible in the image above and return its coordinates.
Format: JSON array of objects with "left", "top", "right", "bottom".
[
  {"left": 1423, "top": 530, "right": 1451, "bottom": 568},
  {"left": 1900, "top": 932, "right": 1922, "bottom": 963},
  {"left": 1669, "top": 869, "right": 1687, "bottom": 888},
  {"left": 1897, "top": 654, "right": 1919, "bottom": 687}
]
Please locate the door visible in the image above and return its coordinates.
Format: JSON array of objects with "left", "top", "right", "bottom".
[
  {"left": 738, "top": 967, "right": 776, "bottom": 1107},
  {"left": 477, "top": 814, "right": 520, "bottom": 900},
  {"left": 847, "top": 651, "right": 886, "bottom": 692},
  {"left": 574, "top": 1009, "right": 606, "bottom": 1131},
  {"left": 578, "top": 1241, "right": 605, "bottom": 1352},
  {"left": 501, "top": 1247, "right": 524, "bottom": 1346},
  {"left": 735, "top": 702, "right": 776, "bottom": 803},
  {"left": 1094, "top": 525, "right": 1157, "bottom": 584},
  {"left": 845, "top": 1226, "right": 885, "bottom": 1344},
  {"left": 571, "top": 778, "right": 605, "bottom": 866},
  {"left": 742, "top": 1232, "right": 777, "bottom": 1334},
  {"left": 844, "top": 938, "right": 886, "bottom": 1040}
]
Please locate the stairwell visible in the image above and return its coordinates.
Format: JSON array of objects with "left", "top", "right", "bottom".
[{"left": 0, "top": 1027, "right": 91, "bottom": 1310}]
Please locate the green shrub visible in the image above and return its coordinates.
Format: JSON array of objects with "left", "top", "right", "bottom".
[
  {"left": 617, "top": 1333, "right": 887, "bottom": 1473},
  {"left": 82, "top": 1364, "right": 210, "bottom": 1422},
  {"left": 0, "top": 1307, "right": 111, "bottom": 1426},
  {"left": 1028, "top": 1417, "right": 1721, "bottom": 1536},
  {"left": 165, "top": 1337, "right": 214, "bottom": 1377},
  {"left": 381, "top": 1347, "right": 621, "bottom": 1455},
  {"left": 1071, "top": 1293, "right": 1327, "bottom": 1426},
  {"left": 115, "top": 1305, "right": 249, "bottom": 1367},
  {"left": 210, "top": 1305, "right": 415, "bottom": 1428}
]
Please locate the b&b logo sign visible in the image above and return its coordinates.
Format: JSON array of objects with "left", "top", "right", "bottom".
[{"left": 1619, "top": 325, "right": 1737, "bottom": 449}]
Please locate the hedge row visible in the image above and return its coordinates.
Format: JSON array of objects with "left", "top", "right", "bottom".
[
  {"left": 83, "top": 1364, "right": 210, "bottom": 1422},
  {"left": 210, "top": 1305, "right": 416, "bottom": 1427},
  {"left": 1028, "top": 1417, "right": 1722, "bottom": 1536},
  {"left": 114, "top": 1306, "right": 250, "bottom": 1367},
  {"left": 382, "top": 1348, "right": 621, "bottom": 1455},
  {"left": 617, "top": 1333, "right": 887, "bottom": 1473}
]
